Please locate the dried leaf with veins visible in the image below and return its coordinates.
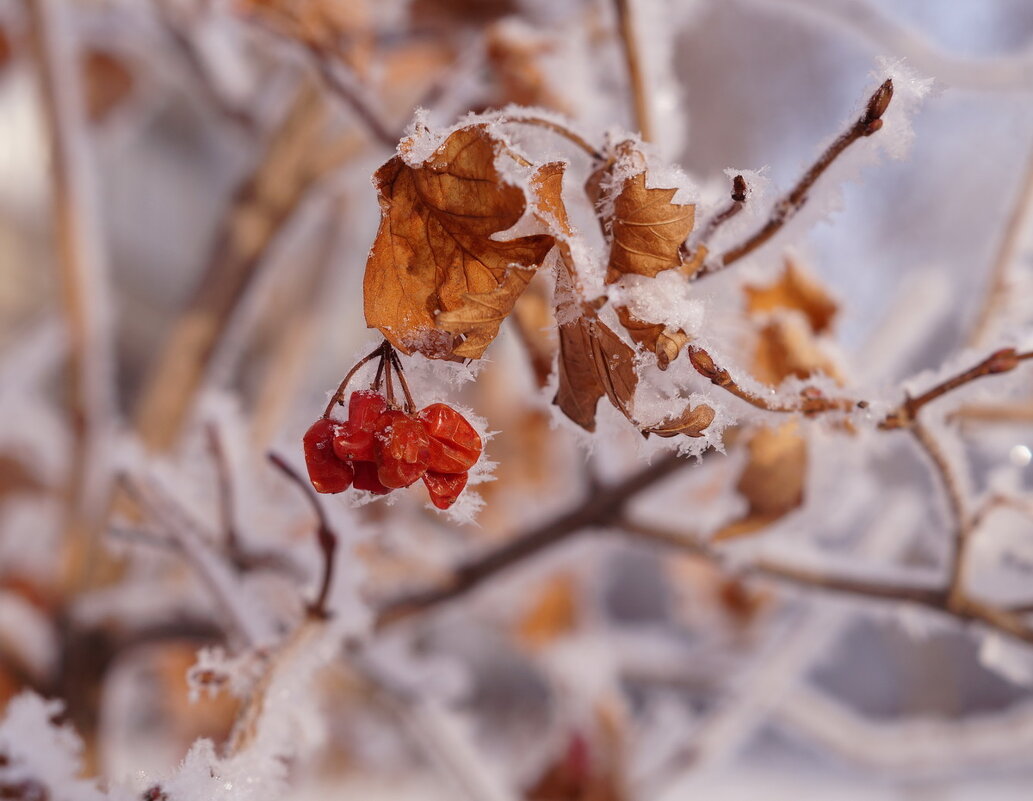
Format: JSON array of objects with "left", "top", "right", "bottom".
[
  {"left": 603, "top": 144, "right": 695, "bottom": 283},
  {"left": 363, "top": 125, "right": 554, "bottom": 359},
  {"left": 643, "top": 402, "right": 716, "bottom": 438},
  {"left": 530, "top": 163, "right": 639, "bottom": 431},
  {"left": 555, "top": 307, "right": 638, "bottom": 431}
]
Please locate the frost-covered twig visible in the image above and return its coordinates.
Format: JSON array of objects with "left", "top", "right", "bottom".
[
  {"left": 686, "top": 346, "right": 858, "bottom": 414},
  {"left": 685, "top": 174, "right": 748, "bottom": 260},
  {"left": 881, "top": 348, "right": 1033, "bottom": 429},
  {"left": 119, "top": 472, "right": 272, "bottom": 645},
  {"left": 503, "top": 114, "right": 603, "bottom": 159},
  {"left": 375, "top": 452, "right": 691, "bottom": 629},
  {"left": 701, "top": 78, "right": 894, "bottom": 276},
  {"left": 909, "top": 421, "right": 970, "bottom": 606},
  {"left": 620, "top": 519, "right": 1033, "bottom": 647},
  {"left": 268, "top": 453, "right": 338, "bottom": 619},
  {"left": 612, "top": 0, "right": 653, "bottom": 141}
]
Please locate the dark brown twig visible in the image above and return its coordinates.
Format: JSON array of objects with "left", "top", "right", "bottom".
[
  {"left": 620, "top": 519, "right": 1033, "bottom": 647},
  {"left": 268, "top": 454, "right": 337, "bottom": 619},
  {"left": 699, "top": 79, "right": 893, "bottom": 277},
  {"left": 686, "top": 174, "right": 748, "bottom": 260},
  {"left": 880, "top": 349, "right": 1030, "bottom": 429},
  {"left": 375, "top": 452, "right": 690, "bottom": 629}
]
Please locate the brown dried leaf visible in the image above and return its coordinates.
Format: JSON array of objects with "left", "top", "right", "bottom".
[
  {"left": 714, "top": 421, "right": 807, "bottom": 542},
  {"left": 517, "top": 573, "right": 578, "bottom": 648},
  {"left": 437, "top": 266, "right": 537, "bottom": 359},
  {"left": 744, "top": 258, "right": 838, "bottom": 334},
  {"left": 485, "top": 20, "right": 568, "bottom": 112},
  {"left": 363, "top": 126, "right": 555, "bottom": 359},
  {"left": 530, "top": 161, "right": 640, "bottom": 431},
  {"left": 605, "top": 153, "right": 695, "bottom": 283},
  {"left": 752, "top": 317, "right": 843, "bottom": 387},
  {"left": 555, "top": 307, "right": 638, "bottom": 432},
  {"left": 643, "top": 402, "right": 715, "bottom": 438},
  {"left": 614, "top": 305, "right": 687, "bottom": 369}
]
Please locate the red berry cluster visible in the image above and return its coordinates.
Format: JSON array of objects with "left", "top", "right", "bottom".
[{"left": 302, "top": 345, "right": 482, "bottom": 510}]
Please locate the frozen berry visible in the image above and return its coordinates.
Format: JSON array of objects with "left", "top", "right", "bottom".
[
  {"left": 422, "top": 470, "right": 468, "bottom": 510},
  {"left": 349, "top": 390, "right": 387, "bottom": 429},
  {"left": 375, "top": 410, "right": 431, "bottom": 489},
  {"left": 333, "top": 419, "right": 375, "bottom": 462},
  {"left": 352, "top": 460, "right": 392, "bottom": 495},
  {"left": 303, "top": 418, "right": 353, "bottom": 494},
  {"left": 417, "top": 403, "right": 482, "bottom": 474}
]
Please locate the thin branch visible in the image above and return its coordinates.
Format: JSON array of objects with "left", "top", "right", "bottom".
[
  {"left": 206, "top": 422, "right": 240, "bottom": 554},
  {"left": 967, "top": 144, "right": 1033, "bottom": 347},
  {"left": 311, "top": 53, "right": 401, "bottom": 148},
  {"left": 612, "top": 0, "right": 652, "bottom": 141},
  {"left": 374, "top": 452, "right": 691, "bottom": 629},
  {"left": 26, "top": 0, "right": 119, "bottom": 593},
  {"left": 119, "top": 473, "right": 270, "bottom": 646},
  {"left": 155, "top": 0, "right": 257, "bottom": 132},
  {"left": 687, "top": 346, "right": 859, "bottom": 414},
  {"left": 880, "top": 348, "right": 1030, "bottom": 429},
  {"left": 620, "top": 519, "right": 1033, "bottom": 647},
  {"left": 908, "top": 421, "right": 970, "bottom": 605},
  {"left": 134, "top": 83, "right": 340, "bottom": 451},
  {"left": 268, "top": 454, "right": 338, "bottom": 619},
  {"left": 503, "top": 115, "right": 603, "bottom": 160},
  {"left": 701, "top": 79, "right": 893, "bottom": 276},
  {"left": 685, "top": 174, "right": 748, "bottom": 260},
  {"left": 950, "top": 401, "right": 1033, "bottom": 426}
]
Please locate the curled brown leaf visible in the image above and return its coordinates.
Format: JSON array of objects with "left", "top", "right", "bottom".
[
  {"left": 643, "top": 402, "right": 716, "bottom": 438},
  {"left": 363, "top": 125, "right": 555, "bottom": 359}
]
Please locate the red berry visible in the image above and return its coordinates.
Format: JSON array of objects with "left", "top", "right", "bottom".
[
  {"left": 349, "top": 390, "right": 387, "bottom": 430},
  {"left": 333, "top": 419, "right": 375, "bottom": 462},
  {"left": 303, "top": 418, "right": 353, "bottom": 494},
  {"left": 417, "top": 404, "right": 482, "bottom": 474},
  {"left": 352, "top": 461, "right": 392, "bottom": 495},
  {"left": 422, "top": 471, "right": 468, "bottom": 510},
  {"left": 375, "top": 409, "right": 431, "bottom": 489}
]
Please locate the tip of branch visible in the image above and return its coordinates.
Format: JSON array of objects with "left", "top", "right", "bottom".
[
  {"left": 861, "top": 79, "right": 893, "bottom": 136},
  {"left": 731, "top": 174, "right": 747, "bottom": 204}
]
